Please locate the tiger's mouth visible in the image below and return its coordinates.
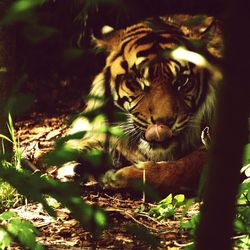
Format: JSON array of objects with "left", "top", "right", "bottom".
[
  {"left": 145, "top": 123, "right": 173, "bottom": 141},
  {"left": 141, "top": 136, "right": 178, "bottom": 149},
  {"left": 130, "top": 121, "right": 182, "bottom": 150},
  {"left": 135, "top": 123, "right": 182, "bottom": 161},
  {"left": 143, "top": 123, "right": 177, "bottom": 148}
]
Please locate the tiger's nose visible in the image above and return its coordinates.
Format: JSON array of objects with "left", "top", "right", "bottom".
[
  {"left": 145, "top": 124, "right": 173, "bottom": 142},
  {"left": 151, "top": 116, "right": 176, "bottom": 128}
]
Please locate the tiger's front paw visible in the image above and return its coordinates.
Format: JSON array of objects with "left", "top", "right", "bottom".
[
  {"left": 100, "top": 153, "right": 204, "bottom": 194},
  {"left": 101, "top": 169, "right": 123, "bottom": 189},
  {"left": 100, "top": 163, "right": 148, "bottom": 189}
]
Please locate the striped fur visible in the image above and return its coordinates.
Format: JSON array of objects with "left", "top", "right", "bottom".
[{"left": 85, "top": 18, "right": 220, "bottom": 166}]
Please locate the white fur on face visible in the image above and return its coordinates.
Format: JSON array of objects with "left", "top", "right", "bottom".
[{"left": 138, "top": 138, "right": 176, "bottom": 161}]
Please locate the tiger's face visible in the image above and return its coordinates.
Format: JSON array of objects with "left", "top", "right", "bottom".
[
  {"left": 91, "top": 20, "right": 218, "bottom": 161},
  {"left": 110, "top": 58, "right": 209, "bottom": 159}
]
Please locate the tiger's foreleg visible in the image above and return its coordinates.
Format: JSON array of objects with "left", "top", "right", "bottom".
[{"left": 101, "top": 148, "right": 207, "bottom": 194}]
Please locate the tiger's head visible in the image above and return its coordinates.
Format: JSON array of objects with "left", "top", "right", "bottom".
[{"left": 89, "top": 17, "right": 222, "bottom": 161}]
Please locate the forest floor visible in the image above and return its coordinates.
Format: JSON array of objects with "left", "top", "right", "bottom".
[{"left": 12, "top": 109, "right": 199, "bottom": 249}]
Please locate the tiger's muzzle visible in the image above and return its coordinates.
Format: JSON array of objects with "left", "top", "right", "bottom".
[{"left": 145, "top": 124, "right": 173, "bottom": 143}]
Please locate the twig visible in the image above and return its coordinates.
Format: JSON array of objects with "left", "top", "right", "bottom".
[
  {"left": 142, "top": 169, "right": 146, "bottom": 203},
  {"left": 138, "top": 211, "right": 171, "bottom": 227},
  {"left": 174, "top": 240, "right": 194, "bottom": 247},
  {"left": 105, "top": 206, "right": 165, "bottom": 232},
  {"left": 22, "top": 159, "right": 40, "bottom": 172},
  {"left": 231, "top": 234, "right": 248, "bottom": 240},
  {"left": 124, "top": 210, "right": 159, "bottom": 231}
]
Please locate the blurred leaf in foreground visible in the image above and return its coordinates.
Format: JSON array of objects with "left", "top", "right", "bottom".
[
  {"left": 0, "top": 211, "right": 43, "bottom": 250},
  {"left": 2, "top": 0, "right": 46, "bottom": 24},
  {"left": 6, "top": 93, "right": 34, "bottom": 116},
  {"left": 0, "top": 165, "right": 107, "bottom": 234}
]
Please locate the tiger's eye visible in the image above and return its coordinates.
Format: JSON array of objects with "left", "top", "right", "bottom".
[
  {"left": 174, "top": 75, "right": 193, "bottom": 92},
  {"left": 125, "top": 80, "right": 141, "bottom": 92}
]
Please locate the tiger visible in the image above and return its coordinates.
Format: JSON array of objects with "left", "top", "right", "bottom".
[{"left": 63, "top": 15, "right": 223, "bottom": 194}]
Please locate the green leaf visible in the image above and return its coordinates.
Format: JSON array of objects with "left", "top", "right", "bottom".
[
  {"left": 159, "top": 194, "right": 172, "bottom": 206},
  {"left": 181, "top": 198, "right": 195, "bottom": 216},
  {"left": 35, "top": 244, "right": 45, "bottom": 250},
  {"left": 174, "top": 194, "right": 185, "bottom": 204},
  {"left": 0, "top": 134, "right": 13, "bottom": 143},
  {"left": 18, "top": 220, "right": 39, "bottom": 235},
  {"left": 56, "top": 131, "right": 86, "bottom": 146},
  {"left": 46, "top": 196, "right": 61, "bottom": 209},
  {"left": 95, "top": 210, "right": 106, "bottom": 227},
  {"left": 247, "top": 188, "right": 250, "bottom": 201},
  {"left": 0, "top": 155, "right": 105, "bottom": 235},
  {"left": 148, "top": 207, "right": 160, "bottom": 217},
  {"left": 0, "top": 228, "right": 12, "bottom": 249},
  {"left": 82, "top": 150, "right": 103, "bottom": 167},
  {"left": 161, "top": 207, "right": 176, "bottom": 219},
  {"left": 243, "top": 143, "right": 250, "bottom": 165},
  {"left": 239, "top": 181, "right": 250, "bottom": 193},
  {"left": 6, "top": 93, "right": 34, "bottom": 116},
  {"left": 12, "top": 0, "right": 44, "bottom": 12},
  {"left": 81, "top": 107, "right": 106, "bottom": 120},
  {"left": 234, "top": 218, "right": 245, "bottom": 233},
  {"left": 2, "top": 0, "right": 45, "bottom": 24},
  {"left": 181, "top": 214, "right": 200, "bottom": 236},
  {"left": 237, "top": 182, "right": 250, "bottom": 205},
  {"left": 19, "top": 229, "right": 37, "bottom": 249},
  {"left": 235, "top": 235, "right": 250, "bottom": 249},
  {"left": 135, "top": 203, "right": 145, "bottom": 213},
  {"left": 0, "top": 211, "right": 15, "bottom": 221},
  {"left": 7, "top": 219, "right": 20, "bottom": 236},
  {"left": 109, "top": 126, "right": 123, "bottom": 136},
  {"left": 44, "top": 145, "right": 80, "bottom": 166},
  {"left": 16, "top": 219, "right": 44, "bottom": 250}
]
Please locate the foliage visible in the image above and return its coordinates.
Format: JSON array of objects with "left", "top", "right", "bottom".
[
  {"left": 234, "top": 235, "right": 250, "bottom": 250},
  {"left": 146, "top": 167, "right": 250, "bottom": 249},
  {"left": 0, "top": 114, "right": 25, "bottom": 209},
  {"left": 232, "top": 123, "right": 250, "bottom": 248},
  {"left": 2, "top": 0, "right": 47, "bottom": 25},
  {"left": 0, "top": 164, "right": 107, "bottom": 231},
  {"left": 0, "top": 114, "right": 107, "bottom": 248},
  {"left": 243, "top": 143, "right": 250, "bottom": 165},
  {"left": 0, "top": 211, "right": 43, "bottom": 250},
  {"left": 179, "top": 179, "right": 250, "bottom": 249},
  {"left": 0, "top": 0, "right": 249, "bottom": 248},
  {"left": 0, "top": 181, "right": 24, "bottom": 210},
  {"left": 0, "top": 155, "right": 107, "bottom": 247},
  {"left": 44, "top": 108, "right": 124, "bottom": 179},
  {"left": 181, "top": 214, "right": 200, "bottom": 237},
  {"left": 148, "top": 194, "right": 185, "bottom": 220},
  {"left": 234, "top": 181, "right": 250, "bottom": 249}
]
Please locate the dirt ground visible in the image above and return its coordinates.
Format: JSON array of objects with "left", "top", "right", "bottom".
[{"left": 11, "top": 109, "right": 201, "bottom": 249}]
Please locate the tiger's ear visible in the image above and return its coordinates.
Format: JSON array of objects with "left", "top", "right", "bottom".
[
  {"left": 198, "top": 18, "right": 224, "bottom": 59},
  {"left": 180, "top": 16, "right": 223, "bottom": 58},
  {"left": 92, "top": 25, "right": 123, "bottom": 52}
]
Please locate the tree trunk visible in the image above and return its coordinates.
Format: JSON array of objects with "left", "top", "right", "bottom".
[
  {"left": 0, "top": 19, "right": 16, "bottom": 159},
  {"left": 196, "top": 1, "right": 250, "bottom": 249}
]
